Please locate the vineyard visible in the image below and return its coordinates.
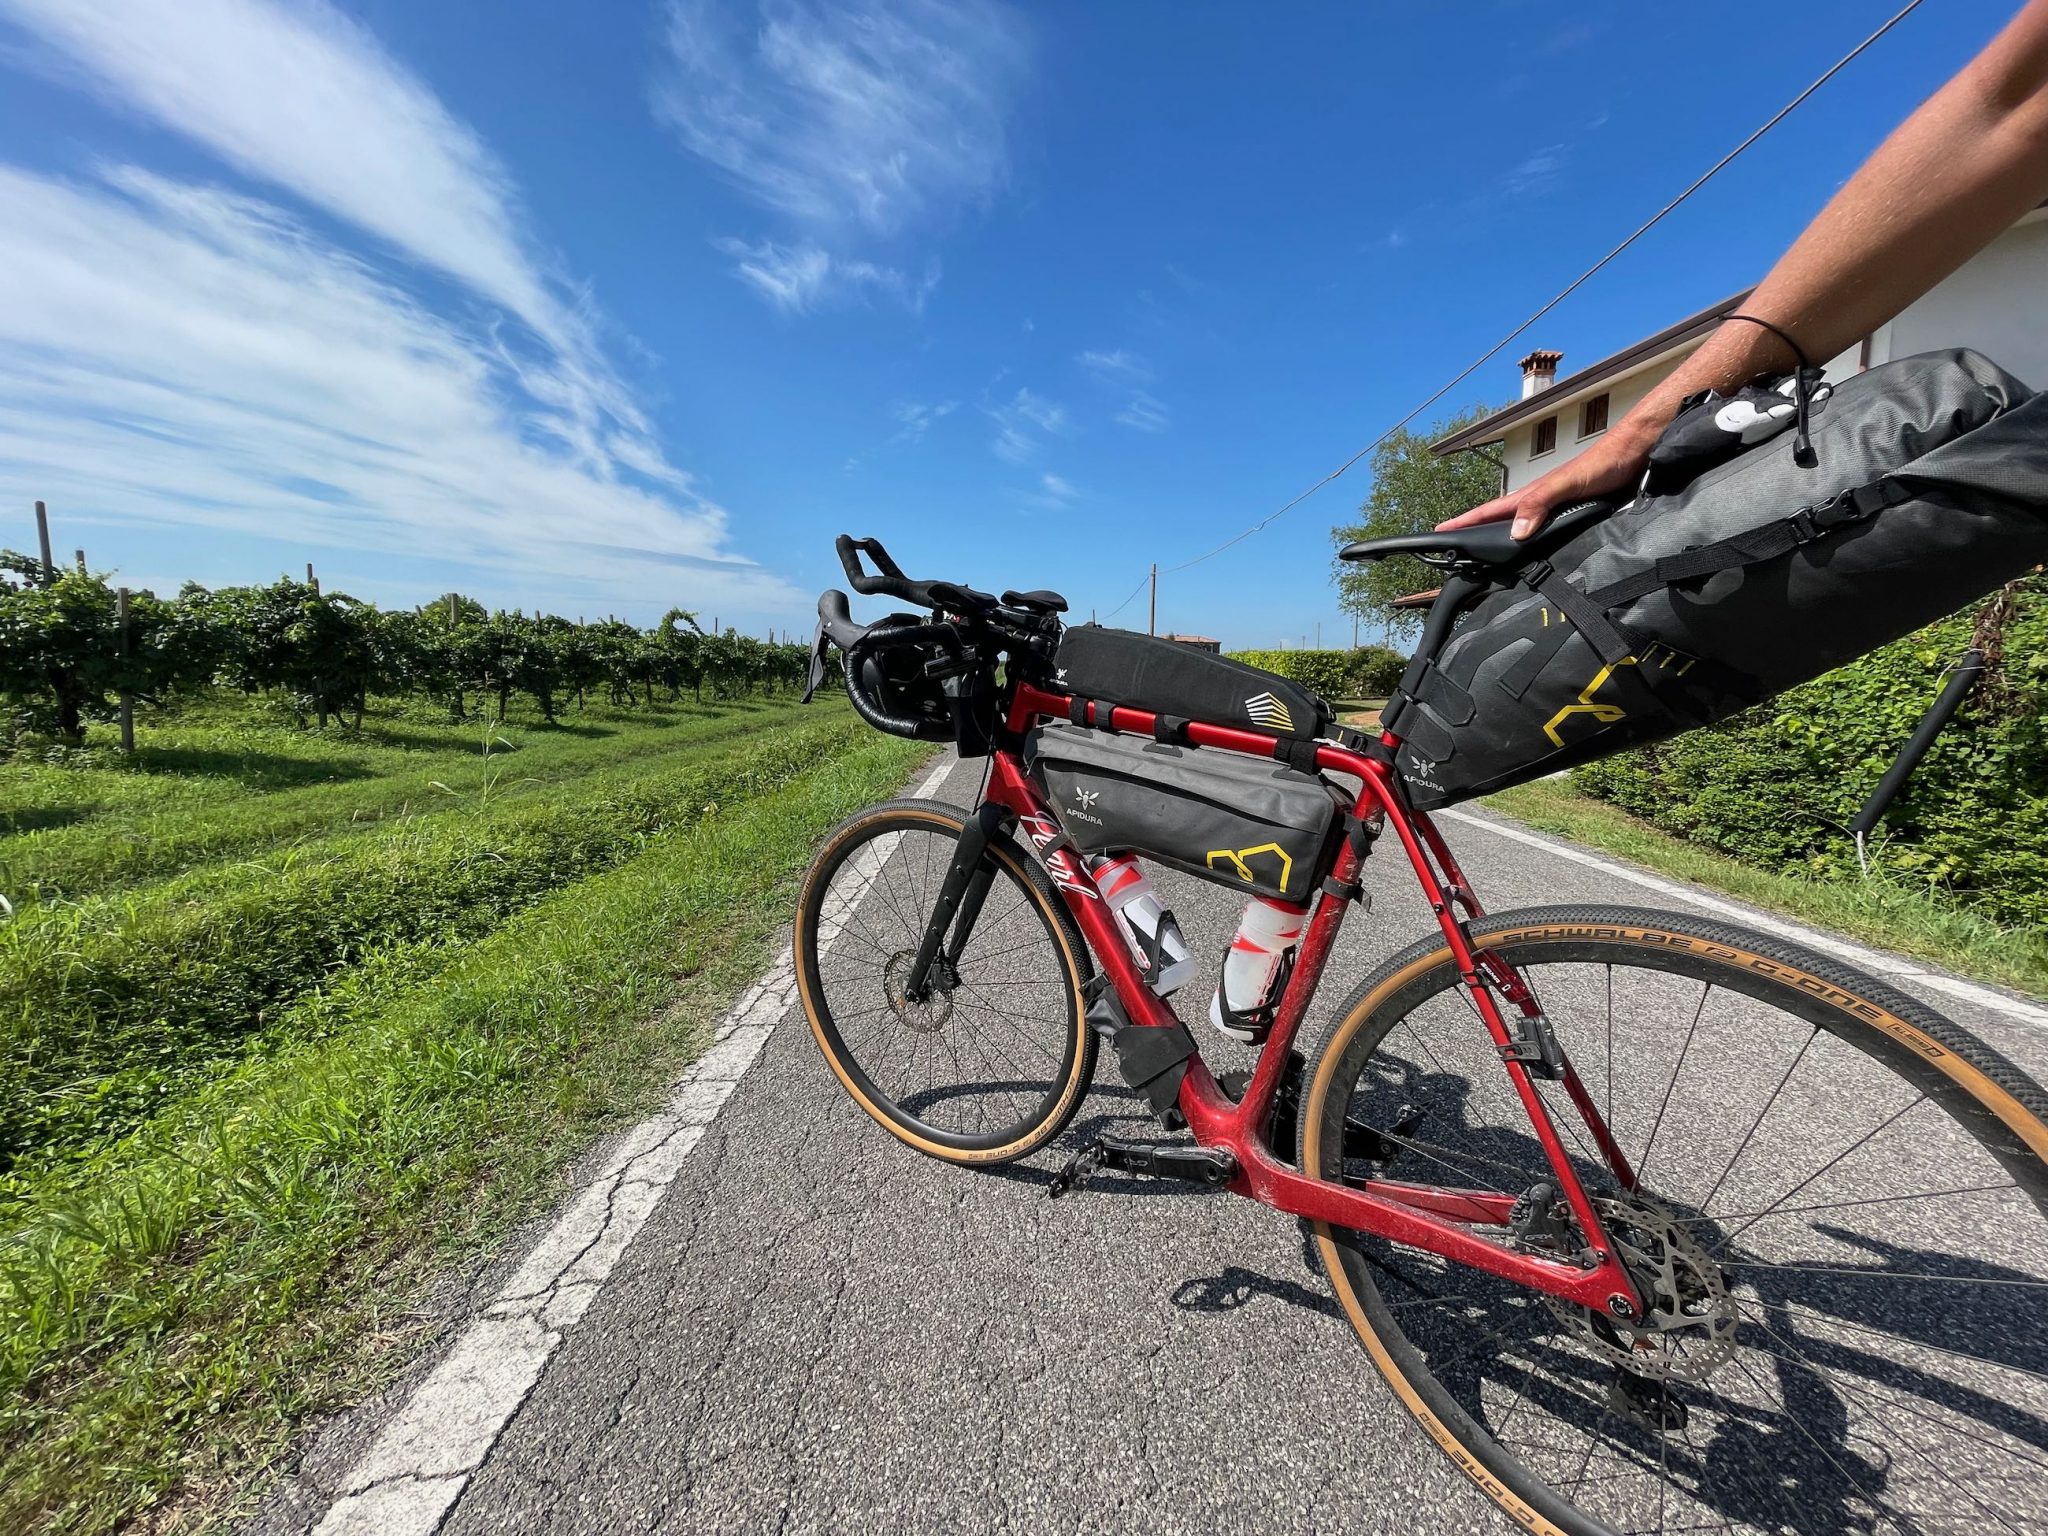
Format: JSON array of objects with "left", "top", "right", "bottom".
[
  {"left": 1, "top": 545, "right": 816, "bottom": 752},
  {"left": 0, "top": 529, "right": 924, "bottom": 1535}
]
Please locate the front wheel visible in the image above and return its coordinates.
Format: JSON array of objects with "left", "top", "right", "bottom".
[
  {"left": 795, "top": 798, "right": 1096, "bottom": 1166},
  {"left": 1299, "top": 904, "right": 2048, "bottom": 1536}
]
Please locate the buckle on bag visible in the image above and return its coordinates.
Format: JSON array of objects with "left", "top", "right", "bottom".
[{"left": 1786, "top": 506, "right": 1823, "bottom": 544}]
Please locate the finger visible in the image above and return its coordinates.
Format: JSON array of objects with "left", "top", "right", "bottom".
[
  {"left": 1437, "top": 496, "right": 1516, "bottom": 531},
  {"left": 1510, "top": 491, "right": 1556, "bottom": 541}
]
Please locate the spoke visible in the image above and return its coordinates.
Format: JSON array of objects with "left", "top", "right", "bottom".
[
  {"left": 1723, "top": 1349, "right": 1920, "bottom": 1536},
  {"left": 1637, "top": 981, "right": 1713, "bottom": 1183},
  {"left": 1604, "top": 963, "right": 1615, "bottom": 1172},
  {"left": 1742, "top": 1307, "right": 2048, "bottom": 1485},
  {"left": 1725, "top": 1260, "right": 2048, "bottom": 1290},
  {"left": 1718, "top": 1093, "right": 1930, "bottom": 1248},
  {"left": 1672, "top": 1180, "right": 2021, "bottom": 1229},
  {"left": 1697, "top": 1026, "right": 1820, "bottom": 1217},
  {"left": 1743, "top": 1297, "right": 2048, "bottom": 1392}
]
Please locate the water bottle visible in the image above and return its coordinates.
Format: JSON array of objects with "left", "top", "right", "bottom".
[
  {"left": 1089, "top": 854, "right": 1195, "bottom": 995},
  {"left": 1209, "top": 897, "right": 1308, "bottom": 1042}
]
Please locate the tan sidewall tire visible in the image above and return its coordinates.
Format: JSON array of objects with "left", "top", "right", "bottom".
[
  {"left": 795, "top": 800, "right": 1095, "bottom": 1166},
  {"left": 1299, "top": 905, "right": 2048, "bottom": 1536}
]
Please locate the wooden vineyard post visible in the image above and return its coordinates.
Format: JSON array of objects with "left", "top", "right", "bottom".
[
  {"left": 116, "top": 586, "right": 136, "bottom": 753},
  {"left": 34, "top": 500, "right": 55, "bottom": 583}
]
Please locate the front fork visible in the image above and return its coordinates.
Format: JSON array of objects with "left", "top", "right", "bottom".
[{"left": 903, "top": 802, "right": 1008, "bottom": 1000}]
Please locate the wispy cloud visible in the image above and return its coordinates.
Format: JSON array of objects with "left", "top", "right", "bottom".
[
  {"left": 0, "top": 0, "right": 636, "bottom": 457},
  {"left": 1040, "top": 472, "right": 1073, "bottom": 500},
  {"left": 1077, "top": 347, "right": 1150, "bottom": 383},
  {"left": 891, "top": 399, "right": 958, "bottom": 444},
  {"left": 985, "top": 387, "right": 1066, "bottom": 463},
  {"left": 654, "top": 0, "right": 1026, "bottom": 310},
  {"left": 1501, "top": 143, "right": 1567, "bottom": 201},
  {"left": 1114, "top": 391, "right": 1170, "bottom": 433},
  {"left": 843, "top": 397, "right": 957, "bottom": 471},
  {"left": 1077, "top": 347, "right": 1167, "bottom": 433},
  {"left": 715, "top": 237, "right": 937, "bottom": 314},
  {"left": 0, "top": 0, "right": 795, "bottom": 615}
]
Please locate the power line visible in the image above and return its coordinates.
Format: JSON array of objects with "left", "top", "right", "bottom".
[
  {"left": 1155, "top": 0, "right": 1925, "bottom": 579},
  {"left": 1100, "top": 567, "right": 1151, "bottom": 622}
]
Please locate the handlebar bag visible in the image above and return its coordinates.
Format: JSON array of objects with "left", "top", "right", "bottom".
[
  {"left": 1026, "top": 725, "right": 1344, "bottom": 903},
  {"left": 1384, "top": 347, "right": 2048, "bottom": 810},
  {"left": 1054, "top": 625, "right": 1333, "bottom": 741}
]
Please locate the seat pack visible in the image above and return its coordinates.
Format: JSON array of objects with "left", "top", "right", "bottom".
[
  {"left": 1384, "top": 348, "right": 2048, "bottom": 809},
  {"left": 1053, "top": 626, "right": 1332, "bottom": 742}
]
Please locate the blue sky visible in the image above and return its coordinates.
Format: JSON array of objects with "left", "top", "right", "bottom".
[{"left": 0, "top": 0, "right": 2013, "bottom": 645}]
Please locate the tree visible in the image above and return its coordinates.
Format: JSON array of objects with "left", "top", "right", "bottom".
[{"left": 1330, "top": 404, "right": 1504, "bottom": 641}]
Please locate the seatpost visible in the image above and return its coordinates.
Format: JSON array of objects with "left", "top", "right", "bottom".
[{"left": 1389, "top": 570, "right": 1489, "bottom": 704}]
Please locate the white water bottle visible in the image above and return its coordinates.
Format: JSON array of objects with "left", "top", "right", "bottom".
[
  {"left": 1090, "top": 854, "right": 1196, "bottom": 995},
  {"left": 1209, "top": 897, "right": 1308, "bottom": 1042}
]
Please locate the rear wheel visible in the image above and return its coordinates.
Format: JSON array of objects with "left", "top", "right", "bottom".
[
  {"left": 795, "top": 798, "right": 1095, "bottom": 1165},
  {"left": 1299, "top": 904, "right": 2048, "bottom": 1536}
]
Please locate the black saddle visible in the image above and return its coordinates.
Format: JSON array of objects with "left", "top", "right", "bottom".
[{"left": 1338, "top": 499, "right": 1615, "bottom": 572}]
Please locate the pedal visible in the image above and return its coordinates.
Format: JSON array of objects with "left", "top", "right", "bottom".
[
  {"left": 1047, "top": 1134, "right": 1237, "bottom": 1197},
  {"left": 1048, "top": 1141, "right": 1107, "bottom": 1198}
]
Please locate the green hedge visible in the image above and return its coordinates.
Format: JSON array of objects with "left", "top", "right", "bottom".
[
  {"left": 0, "top": 714, "right": 870, "bottom": 1166},
  {"left": 1573, "top": 577, "right": 2048, "bottom": 928},
  {"left": 1229, "top": 645, "right": 1406, "bottom": 700}
]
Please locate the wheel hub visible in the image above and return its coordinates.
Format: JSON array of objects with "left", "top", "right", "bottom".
[
  {"left": 1544, "top": 1195, "right": 1738, "bottom": 1384},
  {"left": 883, "top": 949, "right": 955, "bottom": 1033}
]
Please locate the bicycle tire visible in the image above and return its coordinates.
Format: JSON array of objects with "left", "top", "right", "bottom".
[
  {"left": 795, "top": 797, "right": 1096, "bottom": 1166},
  {"left": 1298, "top": 903, "right": 2048, "bottom": 1536}
]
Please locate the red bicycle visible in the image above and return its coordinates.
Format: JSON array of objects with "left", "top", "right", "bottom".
[{"left": 795, "top": 528, "right": 2048, "bottom": 1536}]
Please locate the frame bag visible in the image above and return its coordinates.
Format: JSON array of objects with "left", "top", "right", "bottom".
[
  {"left": 1026, "top": 726, "right": 1344, "bottom": 903},
  {"left": 1386, "top": 348, "right": 2048, "bottom": 810},
  {"left": 1054, "top": 625, "right": 1332, "bottom": 741}
]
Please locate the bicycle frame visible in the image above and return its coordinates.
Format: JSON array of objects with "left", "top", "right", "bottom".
[{"left": 988, "top": 680, "right": 1650, "bottom": 1320}]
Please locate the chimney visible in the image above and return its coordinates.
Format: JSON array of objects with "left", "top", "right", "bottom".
[{"left": 1518, "top": 349, "right": 1563, "bottom": 400}]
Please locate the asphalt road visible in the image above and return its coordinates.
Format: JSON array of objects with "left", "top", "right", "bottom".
[{"left": 262, "top": 752, "right": 2048, "bottom": 1536}]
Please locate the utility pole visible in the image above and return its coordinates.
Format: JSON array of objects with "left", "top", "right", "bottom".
[
  {"left": 116, "top": 586, "right": 135, "bottom": 753},
  {"left": 75, "top": 549, "right": 87, "bottom": 575},
  {"left": 34, "top": 501, "right": 55, "bottom": 584},
  {"left": 1147, "top": 563, "right": 1157, "bottom": 637},
  {"left": 447, "top": 592, "right": 460, "bottom": 625},
  {"left": 306, "top": 562, "right": 320, "bottom": 595},
  {"left": 1315, "top": 620, "right": 1321, "bottom": 650}
]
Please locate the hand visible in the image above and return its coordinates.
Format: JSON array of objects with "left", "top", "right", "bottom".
[{"left": 1437, "top": 422, "right": 1656, "bottom": 539}]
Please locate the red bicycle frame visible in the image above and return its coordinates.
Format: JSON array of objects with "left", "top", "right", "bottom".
[{"left": 988, "top": 680, "right": 1650, "bottom": 1320}]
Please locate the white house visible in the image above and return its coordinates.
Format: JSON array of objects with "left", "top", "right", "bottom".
[{"left": 1432, "top": 208, "right": 2048, "bottom": 489}]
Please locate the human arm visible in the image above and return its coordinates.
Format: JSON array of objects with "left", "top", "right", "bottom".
[{"left": 1442, "top": 0, "right": 2048, "bottom": 538}]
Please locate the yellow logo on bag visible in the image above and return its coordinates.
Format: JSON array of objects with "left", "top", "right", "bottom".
[
  {"left": 1206, "top": 842, "right": 1294, "bottom": 890},
  {"left": 1244, "top": 692, "right": 1295, "bottom": 732},
  {"left": 1541, "top": 645, "right": 1698, "bottom": 748}
]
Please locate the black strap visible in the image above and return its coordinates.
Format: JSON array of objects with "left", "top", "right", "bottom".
[
  {"left": 1067, "top": 696, "right": 1090, "bottom": 727},
  {"left": 1279, "top": 737, "right": 1320, "bottom": 774},
  {"left": 1499, "top": 609, "right": 1577, "bottom": 699},
  {"left": 1584, "top": 479, "right": 1910, "bottom": 612},
  {"left": 1152, "top": 714, "right": 1190, "bottom": 745},
  {"left": 1322, "top": 874, "right": 1363, "bottom": 902},
  {"left": 1724, "top": 313, "right": 1811, "bottom": 369},
  {"left": 1723, "top": 314, "right": 1823, "bottom": 467},
  {"left": 1521, "top": 559, "right": 1638, "bottom": 667}
]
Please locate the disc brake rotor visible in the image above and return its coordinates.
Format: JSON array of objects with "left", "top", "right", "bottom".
[
  {"left": 1544, "top": 1195, "right": 1738, "bottom": 1384},
  {"left": 883, "top": 949, "right": 955, "bottom": 1033}
]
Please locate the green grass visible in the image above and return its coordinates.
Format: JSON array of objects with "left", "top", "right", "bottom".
[
  {"left": 3, "top": 710, "right": 873, "bottom": 1165},
  {"left": 0, "top": 724, "right": 928, "bottom": 1535},
  {"left": 2, "top": 692, "right": 811, "bottom": 900},
  {"left": 1486, "top": 778, "right": 2048, "bottom": 1000}
]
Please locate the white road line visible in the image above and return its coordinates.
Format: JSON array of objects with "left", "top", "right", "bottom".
[
  {"left": 310, "top": 753, "right": 956, "bottom": 1536},
  {"left": 1439, "top": 808, "right": 2048, "bottom": 1028}
]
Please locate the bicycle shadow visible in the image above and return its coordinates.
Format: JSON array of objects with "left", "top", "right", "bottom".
[{"left": 1330, "top": 1047, "right": 2048, "bottom": 1534}]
